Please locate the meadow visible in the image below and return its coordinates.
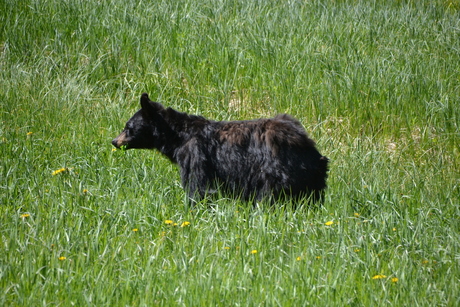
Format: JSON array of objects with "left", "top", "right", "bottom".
[{"left": 1, "top": 0, "right": 459, "bottom": 305}]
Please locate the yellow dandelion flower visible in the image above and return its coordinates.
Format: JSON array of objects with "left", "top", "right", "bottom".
[
  {"left": 316, "top": 256, "right": 321, "bottom": 259},
  {"left": 52, "top": 167, "right": 72, "bottom": 176},
  {"left": 392, "top": 227, "right": 397, "bottom": 231},
  {"left": 58, "top": 256, "right": 66, "bottom": 261},
  {"left": 173, "top": 223, "right": 178, "bottom": 226},
  {"left": 132, "top": 228, "right": 138, "bottom": 232},
  {"left": 224, "top": 246, "right": 230, "bottom": 250},
  {"left": 20, "top": 213, "right": 30, "bottom": 218},
  {"left": 164, "top": 220, "right": 174, "bottom": 225},
  {"left": 27, "top": 131, "right": 33, "bottom": 136},
  {"left": 250, "top": 250, "right": 258, "bottom": 254},
  {"left": 296, "top": 256, "right": 302, "bottom": 261},
  {"left": 112, "top": 148, "right": 117, "bottom": 152},
  {"left": 325, "top": 221, "right": 334, "bottom": 226},
  {"left": 82, "top": 189, "right": 89, "bottom": 193},
  {"left": 391, "top": 277, "right": 399, "bottom": 283},
  {"left": 354, "top": 213, "right": 360, "bottom": 217},
  {"left": 180, "top": 221, "right": 191, "bottom": 227},
  {"left": 354, "top": 249, "right": 361, "bottom": 252},
  {"left": 372, "top": 274, "right": 387, "bottom": 280},
  {"left": 52, "top": 168, "right": 65, "bottom": 175}
]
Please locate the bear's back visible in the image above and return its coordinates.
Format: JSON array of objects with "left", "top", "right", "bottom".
[{"left": 215, "top": 115, "right": 315, "bottom": 155}]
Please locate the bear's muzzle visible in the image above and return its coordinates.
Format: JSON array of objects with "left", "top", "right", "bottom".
[{"left": 112, "top": 131, "right": 128, "bottom": 148}]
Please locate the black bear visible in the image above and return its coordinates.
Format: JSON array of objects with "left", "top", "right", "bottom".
[{"left": 112, "top": 93, "right": 328, "bottom": 204}]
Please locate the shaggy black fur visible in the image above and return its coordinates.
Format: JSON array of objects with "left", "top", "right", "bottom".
[{"left": 112, "top": 93, "right": 329, "bottom": 204}]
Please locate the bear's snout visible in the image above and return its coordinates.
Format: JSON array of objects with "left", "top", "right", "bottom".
[
  {"left": 111, "top": 138, "right": 120, "bottom": 148},
  {"left": 112, "top": 131, "right": 128, "bottom": 148}
]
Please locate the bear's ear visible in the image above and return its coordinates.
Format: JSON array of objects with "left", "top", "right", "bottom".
[{"left": 140, "top": 93, "right": 163, "bottom": 116}]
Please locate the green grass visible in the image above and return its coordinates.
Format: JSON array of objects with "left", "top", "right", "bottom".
[{"left": 1, "top": 0, "right": 459, "bottom": 305}]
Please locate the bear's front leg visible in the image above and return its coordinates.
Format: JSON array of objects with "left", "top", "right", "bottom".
[{"left": 176, "top": 139, "right": 214, "bottom": 202}]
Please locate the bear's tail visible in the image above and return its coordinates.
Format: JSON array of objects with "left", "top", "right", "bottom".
[
  {"left": 319, "top": 156, "right": 329, "bottom": 178},
  {"left": 315, "top": 156, "right": 329, "bottom": 190},
  {"left": 309, "top": 156, "right": 329, "bottom": 204}
]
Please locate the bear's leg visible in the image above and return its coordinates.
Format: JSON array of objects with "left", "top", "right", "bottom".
[
  {"left": 180, "top": 162, "right": 215, "bottom": 202},
  {"left": 176, "top": 140, "right": 216, "bottom": 202}
]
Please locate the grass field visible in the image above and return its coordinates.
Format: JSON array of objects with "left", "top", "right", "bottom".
[{"left": 1, "top": 0, "right": 459, "bottom": 305}]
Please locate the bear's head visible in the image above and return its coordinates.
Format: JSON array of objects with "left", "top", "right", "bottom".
[{"left": 112, "top": 93, "right": 167, "bottom": 150}]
